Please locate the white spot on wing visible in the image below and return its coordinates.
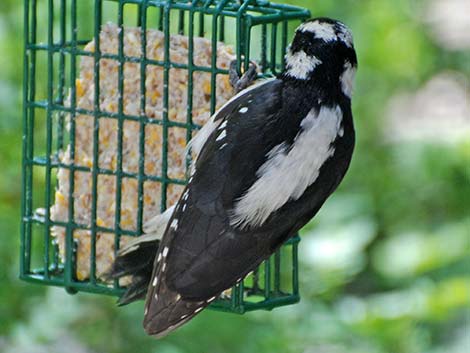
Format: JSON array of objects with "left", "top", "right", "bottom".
[
  {"left": 195, "top": 307, "right": 203, "bottom": 313},
  {"left": 216, "top": 130, "right": 226, "bottom": 141},
  {"left": 152, "top": 276, "right": 158, "bottom": 287},
  {"left": 170, "top": 219, "right": 178, "bottom": 230},
  {"left": 157, "top": 253, "right": 162, "bottom": 262},
  {"left": 231, "top": 106, "right": 344, "bottom": 229},
  {"left": 218, "top": 120, "right": 227, "bottom": 130},
  {"left": 285, "top": 50, "right": 322, "bottom": 80},
  {"left": 220, "top": 143, "right": 228, "bottom": 150},
  {"left": 239, "top": 107, "right": 248, "bottom": 113},
  {"left": 186, "top": 79, "right": 275, "bottom": 160},
  {"left": 162, "top": 247, "right": 169, "bottom": 257}
]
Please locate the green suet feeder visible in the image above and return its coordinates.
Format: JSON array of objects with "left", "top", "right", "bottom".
[{"left": 21, "top": 0, "right": 310, "bottom": 314}]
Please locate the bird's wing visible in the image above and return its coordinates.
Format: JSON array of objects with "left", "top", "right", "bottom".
[{"left": 143, "top": 78, "right": 325, "bottom": 336}]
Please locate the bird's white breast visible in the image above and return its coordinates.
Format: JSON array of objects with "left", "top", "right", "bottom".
[{"left": 231, "top": 105, "right": 343, "bottom": 229}]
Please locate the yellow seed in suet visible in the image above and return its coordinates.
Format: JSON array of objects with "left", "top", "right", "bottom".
[
  {"left": 84, "top": 157, "right": 93, "bottom": 168},
  {"left": 96, "top": 217, "right": 106, "bottom": 227},
  {"left": 111, "top": 155, "right": 117, "bottom": 170},
  {"left": 151, "top": 90, "right": 161, "bottom": 102},
  {"left": 76, "top": 79, "right": 84, "bottom": 98},
  {"left": 203, "top": 81, "right": 211, "bottom": 95},
  {"left": 169, "top": 108, "right": 177, "bottom": 120},
  {"left": 55, "top": 191, "right": 66, "bottom": 205},
  {"left": 84, "top": 42, "right": 95, "bottom": 53}
]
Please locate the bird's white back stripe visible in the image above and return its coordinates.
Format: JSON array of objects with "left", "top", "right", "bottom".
[{"left": 231, "top": 105, "right": 343, "bottom": 228}]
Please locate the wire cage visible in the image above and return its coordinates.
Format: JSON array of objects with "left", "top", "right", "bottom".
[{"left": 21, "top": 0, "right": 310, "bottom": 313}]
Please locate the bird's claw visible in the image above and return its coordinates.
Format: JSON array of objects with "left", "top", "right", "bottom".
[{"left": 229, "top": 59, "right": 258, "bottom": 93}]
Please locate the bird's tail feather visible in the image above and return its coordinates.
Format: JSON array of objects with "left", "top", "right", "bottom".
[{"left": 107, "top": 206, "right": 175, "bottom": 305}]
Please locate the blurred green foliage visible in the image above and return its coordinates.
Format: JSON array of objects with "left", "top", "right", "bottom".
[{"left": 0, "top": 1, "right": 469, "bottom": 352}]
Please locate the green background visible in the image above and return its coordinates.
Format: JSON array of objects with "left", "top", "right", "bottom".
[{"left": 1, "top": 0, "right": 469, "bottom": 352}]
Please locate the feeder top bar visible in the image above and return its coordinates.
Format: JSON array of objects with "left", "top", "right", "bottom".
[{"left": 105, "top": 0, "right": 311, "bottom": 21}]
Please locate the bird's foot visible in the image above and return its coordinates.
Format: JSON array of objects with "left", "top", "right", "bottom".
[{"left": 229, "top": 59, "right": 258, "bottom": 93}]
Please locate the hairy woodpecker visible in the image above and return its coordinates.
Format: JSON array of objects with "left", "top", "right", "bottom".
[{"left": 110, "top": 17, "right": 358, "bottom": 338}]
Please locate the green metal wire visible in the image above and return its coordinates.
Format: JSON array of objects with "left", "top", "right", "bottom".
[{"left": 20, "top": 0, "right": 310, "bottom": 314}]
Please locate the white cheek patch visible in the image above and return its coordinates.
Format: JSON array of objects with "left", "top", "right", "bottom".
[
  {"left": 285, "top": 50, "right": 322, "bottom": 80},
  {"left": 340, "top": 61, "right": 356, "bottom": 98},
  {"left": 298, "top": 21, "right": 337, "bottom": 42},
  {"left": 231, "top": 106, "right": 344, "bottom": 229}
]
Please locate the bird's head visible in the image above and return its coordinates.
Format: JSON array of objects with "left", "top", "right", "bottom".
[{"left": 283, "top": 18, "right": 358, "bottom": 98}]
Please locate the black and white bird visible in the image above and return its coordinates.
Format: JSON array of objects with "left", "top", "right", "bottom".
[{"left": 110, "top": 17, "right": 358, "bottom": 338}]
